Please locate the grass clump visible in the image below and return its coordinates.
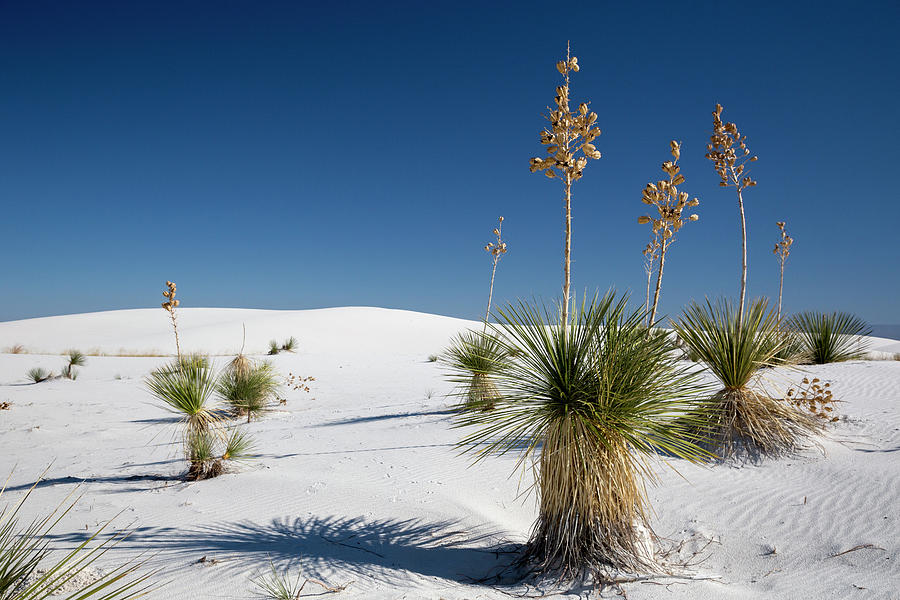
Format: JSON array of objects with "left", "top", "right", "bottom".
[
  {"left": 788, "top": 311, "right": 871, "bottom": 364},
  {"left": 218, "top": 360, "right": 279, "bottom": 422},
  {"left": 457, "top": 293, "right": 708, "bottom": 579},
  {"left": 27, "top": 367, "right": 52, "bottom": 384},
  {"left": 672, "top": 299, "right": 821, "bottom": 459},
  {"left": 443, "top": 330, "right": 508, "bottom": 411},
  {"left": 281, "top": 337, "right": 297, "bottom": 352},
  {"left": 0, "top": 478, "right": 156, "bottom": 599},
  {"left": 267, "top": 340, "right": 280, "bottom": 355},
  {"left": 4, "top": 344, "right": 26, "bottom": 354}
]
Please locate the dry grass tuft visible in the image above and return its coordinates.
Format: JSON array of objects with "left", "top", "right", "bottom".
[{"left": 4, "top": 344, "right": 26, "bottom": 354}]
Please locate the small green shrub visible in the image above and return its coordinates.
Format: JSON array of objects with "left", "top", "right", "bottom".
[
  {"left": 442, "top": 330, "right": 508, "bottom": 410},
  {"left": 267, "top": 340, "right": 280, "bottom": 355},
  {"left": 427, "top": 354, "right": 438, "bottom": 363},
  {"left": 281, "top": 337, "right": 297, "bottom": 352},
  {"left": 27, "top": 367, "right": 52, "bottom": 384},
  {"left": 61, "top": 350, "right": 86, "bottom": 380},
  {"left": 789, "top": 311, "right": 872, "bottom": 364},
  {"left": 217, "top": 360, "right": 279, "bottom": 422}
]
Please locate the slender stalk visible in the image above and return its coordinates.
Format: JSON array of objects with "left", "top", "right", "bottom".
[
  {"left": 169, "top": 310, "right": 182, "bottom": 360},
  {"left": 736, "top": 188, "right": 747, "bottom": 328},
  {"left": 648, "top": 242, "right": 667, "bottom": 326},
  {"left": 644, "top": 263, "right": 653, "bottom": 325},
  {"left": 484, "top": 256, "right": 499, "bottom": 332},
  {"left": 777, "top": 258, "right": 785, "bottom": 321},
  {"left": 563, "top": 172, "right": 572, "bottom": 326}
]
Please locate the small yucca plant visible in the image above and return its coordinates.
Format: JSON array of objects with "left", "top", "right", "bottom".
[
  {"left": 672, "top": 299, "right": 820, "bottom": 458},
  {"left": 0, "top": 479, "right": 156, "bottom": 599},
  {"left": 218, "top": 360, "right": 279, "bottom": 422},
  {"left": 443, "top": 330, "right": 508, "bottom": 411},
  {"left": 26, "top": 367, "right": 52, "bottom": 384},
  {"left": 61, "top": 350, "right": 86, "bottom": 380},
  {"left": 267, "top": 340, "right": 280, "bottom": 355},
  {"left": 457, "top": 294, "right": 708, "bottom": 579},
  {"left": 788, "top": 311, "right": 871, "bottom": 364},
  {"left": 280, "top": 337, "right": 298, "bottom": 352}
]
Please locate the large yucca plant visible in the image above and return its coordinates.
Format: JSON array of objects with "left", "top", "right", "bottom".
[
  {"left": 443, "top": 331, "right": 508, "bottom": 411},
  {"left": 145, "top": 359, "right": 220, "bottom": 438},
  {"left": 456, "top": 294, "right": 708, "bottom": 579},
  {"left": 672, "top": 299, "right": 820, "bottom": 458},
  {"left": 0, "top": 479, "right": 155, "bottom": 599},
  {"left": 788, "top": 311, "right": 871, "bottom": 364}
]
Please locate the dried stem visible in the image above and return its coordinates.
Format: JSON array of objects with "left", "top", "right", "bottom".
[
  {"left": 773, "top": 221, "right": 793, "bottom": 321},
  {"left": 529, "top": 43, "right": 601, "bottom": 327},
  {"left": 705, "top": 104, "right": 758, "bottom": 329},
  {"left": 161, "top": 280, "right": 181, "bottom": 360},
  {"left": 483, "top": 216, "right": 508, "bottom": 332}
]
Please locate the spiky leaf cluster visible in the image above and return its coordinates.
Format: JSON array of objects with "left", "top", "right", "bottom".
[
  {"left": 705, "top": 103, "right": 758, "bottom": 190},
  {"left": 528, "top": 55, "right": 601, "bottom": 182},
  {"left": 638, "top": 141, "right": 699, "bottom": 243}
]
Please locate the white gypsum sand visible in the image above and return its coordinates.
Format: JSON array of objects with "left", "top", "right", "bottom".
[{"left": 1, "top": 307, "right": 898, "bottom": 599}]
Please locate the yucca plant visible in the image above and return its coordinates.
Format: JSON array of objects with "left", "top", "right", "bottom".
[
  {"left": 788, "top": 311, "right": 871, "bottom": 364},
  {"left": 280, "top": 337, "right": 297, "bottom": 352},
  {"left": 672, "top": 299, "right": 820, "bottom": 458},
  {"left": 217, "top": 360, "right": 279, "bottom": 422},
  {"left": 61, "top": 351, "right": 86, "bottom": 380},
  {"left": 456, "top": 294, "right": 708, "bottom": 578},
  {"left": 0, "top": 479, "right": 155, "bottom": 599},
  {"left": 443, "top": 331, "right": 508, "bottom": 411},
  {"left": 26, "top": 368, "right": 51, "bottom": 384},
  {"left": 267, "top": 340, "right": 280, "bottom": 356},
  {"left": 770, "top": 329, "right": 809, "bottom": 366},
  {"left": 146, "top": 359, "right": 220, "bottom": 438}
]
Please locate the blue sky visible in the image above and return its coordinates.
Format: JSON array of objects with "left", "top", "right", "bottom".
[{"left": 1, "top": 0, "right": 898, "bottom": 323}]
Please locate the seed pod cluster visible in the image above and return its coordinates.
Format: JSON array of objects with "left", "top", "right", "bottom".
[
  {"left": 787, "top": 377, "right": 838, "bottom": 422},
  {"left": 161, "top": 280, "right": 180, "bottom": 312},
  {"left": 484, "top": 216, "right": 508, "bottom": 259},
  {"left": 638, "top": 141, "right": 700, "bottom": 242},
  {"left": 705, "top": 103, "right": 758, "bottom": 191},
  {"left": 773, "top": 221, "right": 793, "bottom": 260},
  {"left": 528, "top": 55, "right": 601, "bottom": 182}
]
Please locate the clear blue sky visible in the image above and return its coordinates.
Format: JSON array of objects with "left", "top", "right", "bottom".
[{"left": 2, "top": 0, "right": 898, "bottom": 323}]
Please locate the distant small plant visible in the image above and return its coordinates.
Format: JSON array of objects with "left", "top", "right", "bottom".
[
  {"left": 894, "top": 352, "right": 900, "bottom": 361},
  {"left": 251, "top": 561, "right": 347, "bottom": 599},
  {"left": 281, "top": 337, "right": 298, "bottom": 352},
  {"left": 267, "top": 340, "right": 280, "bottom": 355},
  {"left": 161, "top": 280, "right": 182, "bottom": 358},
  {"left": 427, "top": 354, "right": 438, "bottom": 363},
  {"left": 276, "top": 372, "right": 315, "bottom": 404},
  {"left": 0, "top": 401, "right": 10, "bottom": 410},
  {"left": 482, "top": 216, "right": 508, "bottom": 331},
  {"left": 5, "top": 344, "right": 26, "bottom": 354},
  {"left": 529, "top": 44, "right": 602, "bottom": 325},
  {"left": 27, "top": 367, "right": 52, "bottom": 384},
  {"left": 787, "top": 377, "right": 839, "bottom": 423},
  {"left": 706, "top": 104, "right": 758, "bottom": 328},
  {"left": 218, "top": 360, "right": 279, "bottom": 422},
  {"left": 638, "top": 140, "right": 700, "bottom": 325},
  {"left": 61, "top": 350, "right": 86, "bottom": 380},
  {"left": 773, "top": 221, "right": 793, "bottom": 320},
  {"left": 442, "top": 330, "right": 507, "bottom": 411},
  {"left": 789, "top": 311, "right": 871, "bottom": 364}
]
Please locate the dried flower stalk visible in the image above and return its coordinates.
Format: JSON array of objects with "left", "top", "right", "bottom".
[
  {"left": 529, "top": 43, "right": 602, "bottom": 325},
  {"left": 773, "top": 221, "right": 793, "bottom": 321},
  {"left": 161, "top": 280, "right": 182, "bottom": 359},
  {"left": 483, "top": 216, "right": 508, "bottom": 331},
  {"left": 705, "top": 104, "right": 758, "bottom": 328},
  {"left": 641, "top": 235, "right": 660, "bottom": 325},
  {"left": 638, "top": 141, "right": 699, "bottom": 326}
]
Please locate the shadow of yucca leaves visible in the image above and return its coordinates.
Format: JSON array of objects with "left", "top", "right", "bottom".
[{"left": 56, "top": 514, "right": 516, "bottom": 585}]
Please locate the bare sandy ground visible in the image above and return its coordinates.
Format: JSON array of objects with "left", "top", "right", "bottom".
[{"left": 1, "top": 307, "right": 898, "bottom": 599}]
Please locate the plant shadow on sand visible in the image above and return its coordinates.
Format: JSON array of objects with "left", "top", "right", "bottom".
[{"left": 60, "top": 515, "right": 531, "bottom": 588}]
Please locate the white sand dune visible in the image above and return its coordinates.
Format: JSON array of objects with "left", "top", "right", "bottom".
[{"left": 1, "top": 308, "right": 898, "bottom": 599}]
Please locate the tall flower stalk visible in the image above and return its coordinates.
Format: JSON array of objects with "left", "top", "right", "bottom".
[
  {"left": 482, "top": 216, "right": 508, "bottom": 331},
  {"left": 529, "top": 44, "right": 602, "bottom": 325},
  {"left": 638, "top": 141, "right": 699, "bottom": 326},
  {"left": 162, "top": 280, "right": 181, "bottom": 359},
  {"left": 705, "top": 104, "right": 758, "bottom": 328},
  {"left": 773, "top": 221, "right": 793, "bottom": 320}
]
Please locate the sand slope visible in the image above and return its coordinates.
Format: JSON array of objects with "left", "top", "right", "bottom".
[{"left": 1, "top": 308, "right": 898, "bottom": 599}]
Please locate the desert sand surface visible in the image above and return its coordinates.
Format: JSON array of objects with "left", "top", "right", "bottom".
[{"left": 2, "top": 307, "right": 899, "bottom": 599}]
